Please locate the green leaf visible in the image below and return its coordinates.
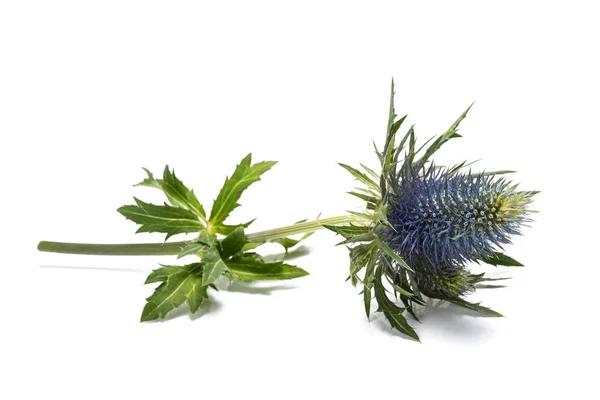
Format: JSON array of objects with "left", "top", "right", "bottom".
[
  {"left": 197, "top": 230, "right": 216, "bottom": 246},
  {"left": 271, "top": 234, "right": 312, "bottom": 250},
  {"left": 208, "top": 154, "right": 276, "bottom": 234},
  {"left": 271, "top": 237, "right": 301, "bottom": 250},
  {"left": 448, "top": 299, "right": 504, "bottom": 317},
  {"left": 362, "top": 248, "right": 378, "bottom": 319},
  {"left": 217, "top": 219, "right": 256, "bottom": 236},
  {"left": 161, "top": 167, "right": 207, "bottom": 219},
  {"left": 377, "top": 239, "right": 414, "bottom": 272},
  {"left": 201, "top": 247, "right": 230, "bottom": 286},
  {"left": 323, "top": 224, "right": 371, "bottom": 240},
  {"left": 479, "top": 252, "right": 524, "bottom": 267},
  {"left": 360, "top": 163, "right": 379, "bottom": 180},
  {"left": 219, "top": 226, "right": 246, "bottom": 258},
  {"left": 373, "top": 266, "right": 419, "bottom": 341},
  {"left": 226, "top": 255, "right": 309, "bottom": 281},
  {"left": 338, "top": 163, "right": 380, "bottom": 192},
  {"left": 135, "top": 167, "right": 206, "bottom": 220},
  {"left": 135, "top": 167, "right": 163, "bottom": 190},
  {"left": 145, "top": 264, "right": 188, "bottom": 284},
  {"left": 415, "top": 103, "right": 473, "bottom": 167},
  {"left": 117, "top": 198, "right": 203, "bottom": 240},
  {"left": 177, "top": 242, "right": 208, "bottom": 259},
  {"left": 141, "top": 264, "right": 206, "bottom": 322},
  {"left": 348, "top": 191, "right": 378, "bottom": 207},
  {"left": 187, "top": 284, "right": 208, "bottom": 314},
  {"left": 337, "top": 232, "right": 376, "bottom": 245}
]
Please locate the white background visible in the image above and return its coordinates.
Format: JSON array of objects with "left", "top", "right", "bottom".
[{"left": 1, "top": 1, "right": 598, "bottom": 399}]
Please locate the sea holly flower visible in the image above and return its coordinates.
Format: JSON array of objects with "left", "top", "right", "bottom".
[
  {"left": 38, "top": 79, "right": 536, "bottom": 340},
  {"left": 326, "top": 80, "right": 537, "bottom": 340}
]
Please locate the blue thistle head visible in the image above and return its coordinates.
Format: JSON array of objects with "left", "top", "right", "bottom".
[
  {"left": 385, "top": 166, "right": 535, "bottom": 271},
  {"left": 332, "top": 79, "right": 538, "bottom": 340}
]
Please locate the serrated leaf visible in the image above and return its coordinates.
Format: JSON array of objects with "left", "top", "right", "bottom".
[
  {"left": 360, "top": 163, "right": 379, "bottom": 180},
  {"left": 177, "top": 242, "right": 208, "bottom": 259},
  {"left": 226, "top": 256, "right": 308, "bottom": 281},
  {"left": 448, "top": 299, "right": 504, "bottom": 317},
  {"left": 141, "top": 265, "right": 205, "bottom": 322},
  {"left": 161, "top": 167, "right": 207, "bottom": 219},
  {"left": 479, "top": 252, "right": 524, "bottom": 267},
  {"left": 197, "top": 230, "right": 216, "bottom": 246},
  {"left": 135, "top": 167, "right": 163, "bottom": 190},
  {"left": 271, "top": 237, "right": 301, "bottom": 249},
  {"left": 117, "top": 198, "right": 203, "bottom": 240},
  {"left": 220, "top": 226, "right": 246, "bottom": 258},
  {"left": 415, "top": 103, "right": 473, "bottom": 168},
  {"left": 337, "top": 232, "right": 376, "bottom": 245},
  {"left": 338, "top": 163, "right": 380, "bottom": 192},
  {"left": 217, "top": 219, "right": 256, "bottom": 236},
  {"left": 187, "top": 284, "right": 208, "bottom": 314},
  {"left": 481, "top": 170, "right": 516, "bottom": 176},
  {"left": 145, "top": 265, "right": 187, "bottom": 284},
  {"left": 201, "top": 247, "right": 229, "bottom": 286},
  {"left": 135, "top": 167, "right": 206, "bottom": 220},
  {"left": 362, "top": 248, "right": 378, "bottom": 319},
  {"left": 377, "top": 239, "right": 414, "bottom": 272},
  {"left": 349, "top": 242, "right": 374, "bottom": 276},
  {"left": 373, "top": 266, "right": 419, "bottom": 341},
  {"left": 208, "top": 154, "right": 276, "bottom": 234},
  {"left": 323, "top": 224, "right": 371, "bottom": 240},
  {"left": 348, "top": 191, "right": 379, "bottom": 206}
]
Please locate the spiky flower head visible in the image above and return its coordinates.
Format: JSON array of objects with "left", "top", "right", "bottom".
[
  {"left": 386, "top": 166, "right": 536, "bottom": 271},
  {"left": 330, "top": 79, "right": 537, "bottom": 341}
]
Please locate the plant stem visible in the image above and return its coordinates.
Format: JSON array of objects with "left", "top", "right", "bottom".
[{"left": 37, "top": 215, "right": 350, "bottom": 256}]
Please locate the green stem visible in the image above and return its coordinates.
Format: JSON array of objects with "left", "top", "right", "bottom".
[{"left": 37, "top": 215, "right": 350, "bottom": 256}]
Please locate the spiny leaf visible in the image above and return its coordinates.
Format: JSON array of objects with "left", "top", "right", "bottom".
[
  {"left": 271, "top": 232, "right": 313, "bottom": 251},
  {"left": 360, "top": 163, "right": 379, "bottom": 180},
  {"left": 217, "top": 219, "right": 256, "bottom": 236},
  {"left": 373, "top": 266, "right": 419, "bottom": 341},
  {"left": 219, "top": 226, "right": 246, "bottom": 258},
  {"left": 338, "top": 163, "right": 380, "bottom": 192},
  {"left": 197, "top": 230, "right": 216, "bottom": 246},
  {"left": 201, "top": 247, "right": 230, "bottom": 286},
  {"left": 478, "top": 252, "right": 524, "bottom": 267},
  {"left": 337, "top": 232, "right": 376, "bottom": 246},
  {"left": 323, "top": 224, "right": 371, "bottom": 240},
  {"left": 377, "top": 239, "right": 414, "bottom": 272},
  {"left": 226, "top": 256, "right": 308, "bottom": 281},
  {"left": 161, "top": 167, "right": 207, "bottom": 219},
  {"left": 135, "top": 167, "right": 163, "bottom": 190},
  {"left": 135, "top": 167, "right": 206, "bottom": 220},
  {"left": 177, "top": 242, "right": 208, "bottom": 259},
  {"left": 448, "top": 299, "right": 504, "bottom": 317},
  {"left": 348, "top": 191, "right": 378, "bottom": 206},
  {"left": 208, "top": 154, "right": 276, "bottom": 234},
  {"left": 362, "top": 248, "right": 378, "bottom": 319},
  {"left": 187, "top": 284, "right": 208, "bottom": 314},
  {"left": 117, "top": 198, "right": 203, "bottom": 240},
  {"left": 141, "top": 264, "right": 205, "bottom": 322},
  {"left": 145, "top": 264, "right": 188, "bottom": 284},
  {"left": 415, "top": 103, "right": 473, "bottom": 167}
]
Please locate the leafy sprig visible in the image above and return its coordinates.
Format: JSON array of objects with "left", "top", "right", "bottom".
[{"left": 118, "top": 154, "right": 309, "bottom": 322}]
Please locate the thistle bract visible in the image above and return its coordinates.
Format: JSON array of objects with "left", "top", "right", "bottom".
[{"left": 386, "top": 167, "right": 534, "bottom": 270}]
